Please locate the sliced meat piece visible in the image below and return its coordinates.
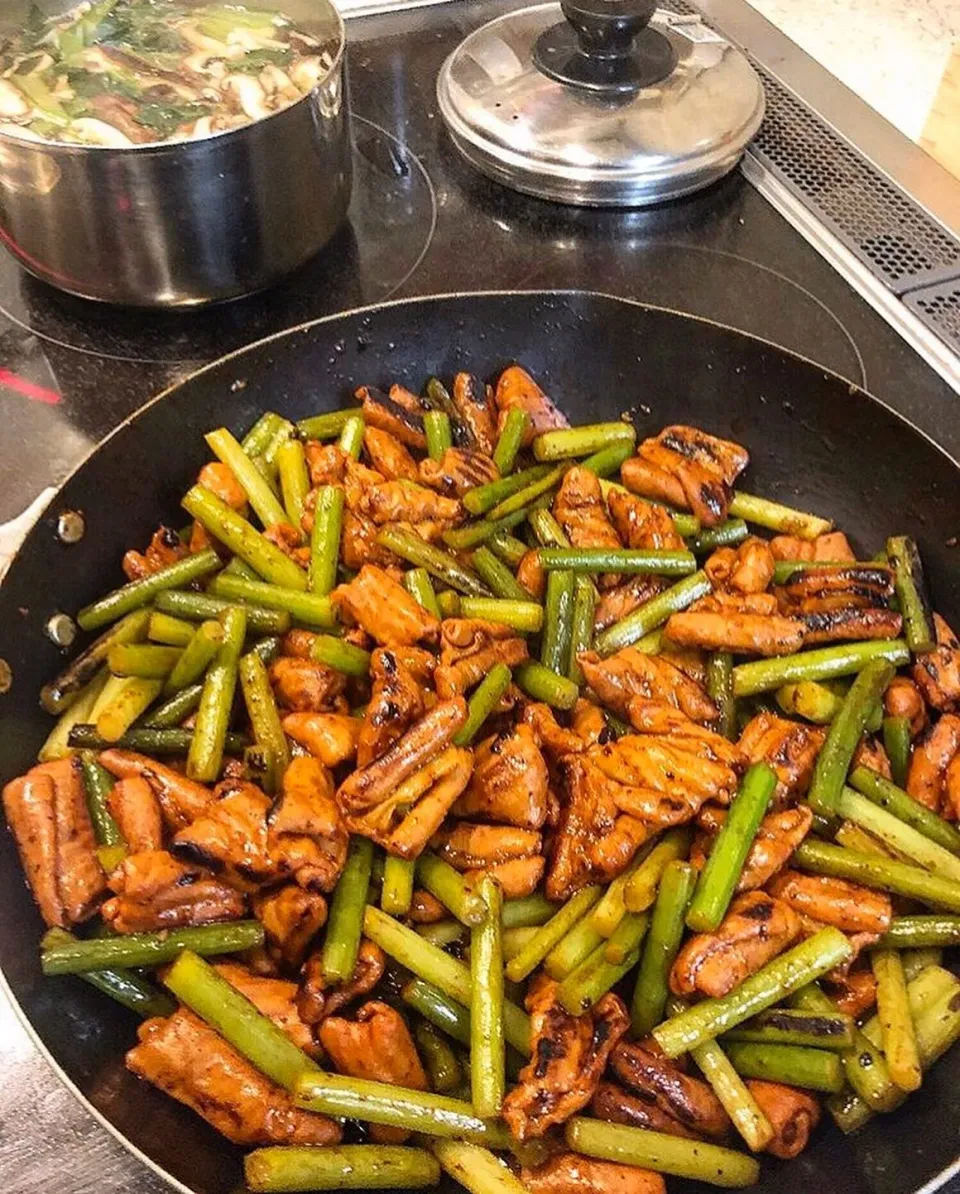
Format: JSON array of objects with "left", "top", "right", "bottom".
[
  {"left": 884, "top": 676, "right": 928, "bottom": 737},
  {"left": 123, "top": 525, "right": 188, "bottom": 582},
  {"left": 270, "top": 657, "right": 347, "bottom": 713},
  {"left": 738, "top": 713, "right": 825, "bottom": 808},
  {"left": 358, "top": 646, "right": 434, "bottom": 768},
  {"left": 523, "top": 701, "right": 591, "bottom": 762},
  {"left": 494, "top": 365, "right": 568, "bottom": 444},
  {"left": 825, "top": 968, "right": 877, "bottom": 1018},
  {"left": 355, "top": 479, "right": 462, "bottom": 527},
  {"left": 454, "top": 725, "right": 549, "bottom": 829},
  {"left": 608, "top": 1039, "right": 731, "bottom": 1140},
  {"left": 692, "top": 804, "right": 813, "bottom": 891},
  {"left": 108, "top": 776, "right": 163, "bottom": 854},
  {"left": 251, "top": 884, "right": 327, "bottom": 967},
  {"left": 592, "top": 1080, "right": 704, "bottom": 1139},
  {"left": 408, "top": 888, "right": 447, "bottom": 923},
  {"left": 435, "top": 618, "right": 528, "bottom": 699},
  {"left": 776, "top": 565, "right": 901, "bottom": 645},
  {"left": 463, "top": 854, "right": 545, "bottom": 898},
  {"left": 517, "top": 549, "right": 546, "bottom": 600},
  {"left": 340, "top": 510, "right": 400, "bottom": 571},
  {"left": 502, "top": 978, "right": 629, "bottom": 1140},
  {"left": 521, "top": 1153, "right": 666, "bottom": 1194},
  {"left": 664, "top": 609, "right": 804, "bottom": 656},
  {"left": 852, "top": 736, "right": 892, "bottom": 780},
  {"left": 606, "top": 488, "right": 685, "bottom": 552},
  {"left": 357, "top": 385, "right": 427, "bottom": 450},
  {"left": 572, "top": 699, "right": 611, "bottom": 747},
  {"left": 580, "top": 648, "right": 718, "bottom": 725},
  {"left": 172, "top": 781, "right": 274, "bottom": 890},
  {"left": 704, "top": 538, "right": 775, "bottom": 594},
  {"left": 102, "top": 850, "right": 245, "bottom": 933},
  {"left": 767, "top": 869, "right": 892, "bottom": 934},
  {"left": 214, "top": 962, "right": 318, "bottom": 1055},
  {"left": 298, "top": 938, "right": 386, "bottom": 1025},
  {"left": 3, "top": 769, "right": 63, "bottom": 926},
  {"left": 363, "top": 426, "right": 419, "bottom": 481},
  {"left": 281, "top": 629, "right": 319, "bottom": 659},
  {"left": 631, "top": 427, "right": 749, "bottom": 527},
  {"left": 913, "top": 613, "right": 960, "bottom": 712},
  {"left": 419, "top": 447, "right": 499, "bottom": 497},
  {"left": 621, "top": 704, "right": 743, "bottom": 766},
  {"left": 39, "top": 758, "right": 105, "bottom": 924},
  {"left": 127, "top": 1009, "right": 340, "bottom": 1146},
  {"left": 268, "top": 757, "right": 348, "bottom": 892},
  {"left": 282, "top": 712, "right": 360, "bottom": 767},
  {"left": 746, "top": 1080, "right": 820, "bottom": 1159},
  {"left": 621, "top": 456, "right": 687, "bottom": 510},
  {"left": 554, "top": 466, "right": 623, "bottom": 588},
  {"left": 452, "top": 372, "right": 499, "bottom": 454},
  {"left": 432, "top": 822, "right": 542, "bottom": 869},
  {"left": 769, "top": 532, "right": 855, "bottom": 562},
  {"left": 319, "top": 1000, "right": 427, "bottom": 1142},
  {"left": 99, "top": 749, "right": 213, "bottom": 830},
  {"left": 198, "top": 460, "right": 247, "bottom": 509},
  {"left": 594, "top": 575, "right": 667, "bottom": 632},
  {"left": 907, "top": 713, "right": 960, "bottom": 814},
  {"left": 333, "top": 565, "right": 440, "bottom": 647},
  {"left": 670, "top": 891, "right": 802, "bottom": 998},
  {"left": 304, "top": 441, "right": 348, "bottom": 487},
  {"left": 342, "top": 459, "right": 387, "bottom": 513}
]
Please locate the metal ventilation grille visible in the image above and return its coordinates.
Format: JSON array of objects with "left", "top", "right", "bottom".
[{"left": 904, "top": 281, "right": 960, "bottom": 346}]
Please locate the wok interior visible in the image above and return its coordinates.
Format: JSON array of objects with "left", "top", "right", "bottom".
[{"left": 1, "top": 292, "right": 959, "bottom": 1194}]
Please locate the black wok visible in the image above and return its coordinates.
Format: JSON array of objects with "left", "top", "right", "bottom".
[{"left": 1, "top": 291, "right": 959, "bottom": 1194}]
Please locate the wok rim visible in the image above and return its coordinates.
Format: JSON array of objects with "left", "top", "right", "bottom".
[{"left": 3, "top": 287, "right": 960, "bottom": 1194}]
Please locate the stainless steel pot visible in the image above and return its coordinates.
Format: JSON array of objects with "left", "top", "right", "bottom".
[{"left": 0, "top": 0, "right": 351, "bottom": 306}]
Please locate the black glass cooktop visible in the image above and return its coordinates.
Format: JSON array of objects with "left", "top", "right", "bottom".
[{"left": 0, "top": 0, "right": 955, "bottom": 524}]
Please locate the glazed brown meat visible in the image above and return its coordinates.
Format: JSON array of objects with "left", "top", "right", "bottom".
[
  {"left": 607, "top": 1039, "right": 731, "bottom": 1140},
  {"left": 267, "top": 757, "right": 348, "bottom": 892},
  {"left": 626, "top": 426, "right": 749, "bottom": 527},
  {"left": 319, "top": 1000, "right": 428, "bottom": 1142},
  {"left": 297, "top": 939, "right": 386, "bottom": 1025},
  {"left": 333, "top": 564, "right": 440, "bottom": 647},
  {"left": 102, "top": 850, "right": 245, "bottom": 933},
  {"left": 502, "top": 978, "right": 629, "bottom": 1140},
  {"left": 2, "top": 759, "right": 105, "bottom": 927},
  {"left": 340, "top": 509, "right": 401, "bottom": 571},
  {"left": 354, "top": 477, "right": 462, "bottom": 527},
  {"left": 358, "top": 647, "right": 434, "bottom": 767},
  {"left": 362, "top": 426, "right": 419, "bottom": 481},
  {"left": 434, "top": 619, "right": 529, "bottom": 699},
  {"left": 127, "top": 1009, "right": 340, "bottom": 1146},
  {"left": 738, "top": 712, "right": 826, "bottom": 807},
  {"left": 270, "top": 657, "right": 346, "bottom": 713},
  {"left": 98, "top": 749, "right": 213, "bottom": 830},
  {"left": 769, "top": 531, "right": 855, "bottom": 562},
  {"left": 304, "top": 442, "right": 348, "bottom": 487},
  {"left": 670, "top": 891, "right": 802, "bottom": 998},
  {"left": 776, "top": 564, "right": 902, "bottom": 645},
  {"left": 494, "top": 365, "right": 569, "bottom": 443},
  {"left": 122, "top": 524, "right": 188, "bottom": 582},
  {"left": 594, "top": 576, "right": 668, "bottom": 632},
  {"left": 592, "top": 1081, "right": 704, "bottom": 1139},
  {"left": 464, "top": 855, "right": 546, "bottom": 898},
  {"left": 606, "top": 488, "right": 686, "bottom": 552},
  {"left": 907, "top": 714, "right": 960, "bottom": 815},
  {"left": 454, "top": 725, "right": 550, "bottom": 829},
  {"left": 521, "top": 1153, "right": 666, "bottom": 1194},
  {"left": 768, "top": 869, "right": 892, "bottom": 934},
  {"left": 554, "top": 466, "right": 623, "bottom": 587},
  {"left": 913, "top": 613, "right": 960, "bottom": 712},
  {"left": 251, "top": 884, "right": 327, "bottom": 968},
  {"left": 693, "top": 804, "right": 813, "bottom": 892},
  {"left": 357, "top": 384, "right": 427, "bottom": 450},
  {"left": 826, "top": 968, "right": 878, "bottom": 1018},
  {"left": 281, "top": 712, "right": 361, "bottom": 767},
  {"left": 452, "top": 372, "right": 499, "bottom": 454},
  {"left": 214, "top": 962, "right": 318, "bottom": 1055},
  {"left": 419, "top": 447, "right": 499, "bottom": 497},
  {"left": 579, "top": 648, "right": 718, "bottom": 725},
  {"left": 746, "top": 1080, "right": 821, "bottom": 1159},
  {"left": 705, "top": 538, "right": 775, "bottom": 594},
  {"left": 664, "top": 608, "right": 805, "bottom": 656},
  {"left": 432, "top": 821, "right": 542, "bottom": 869},
  {"left": 172, "top": 781, "right": 275, "bottom": 890},
  {"left": 884, "top": 675, "right": 928, "bottom": 737}
]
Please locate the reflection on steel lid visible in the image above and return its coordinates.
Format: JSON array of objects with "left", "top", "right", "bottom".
[{"left": 437, "top": 1, "right": 765, "bottom": 207}]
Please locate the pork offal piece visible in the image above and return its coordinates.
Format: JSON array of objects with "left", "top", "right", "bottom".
[
  {"left": 214, "top": 961, "right": 318, "bottom": 1056},
  {"left": 592, "top": 1081, "right": 705, "bottom": 1140},
  {"left": 704, "top": 538, "right": 775, "bottom": 595},
  {"left": 769, "top": 531, "right": 855, "bottom": 562},
  {"left": 776, "top": 564, "right": 902, "bottom": 645},
  {"left": 251, "top": 884, "right": 327, "bottom": 968},
  {"left": 664, "top": 608, "right": 805, "bottom": 656},
  {"left": 452, "top": 371, "right": 499, "bottom": 455},
  {"left": 692, "top": 804, "right": 814, "bottom": 892},
  {"left": 625, "top": 426, "right": 749, "bottom": 527},
  {"left": 594, "top": 575, "right": 667, "bottom": 632},
  {"left": 494, "top": 364, "right": 569, "bottom": 444},
  {"left": 738, "top": 712, "right": 825, "bottom": 808},
  {"left": 2, "top": 758, "right": 105, "bottom": 927},
  {"left": 767, "top": 869, "right": 892, "bottom": 934},
  {"left": 554, "top": 466, "right": 623, "bottom": 588},
  {"left": 521, "top": 1153, "right": 666, "bottom": 1194},
  {"left": 907, "top": 713, "right": 960, "bottom": 816},
  {"left": 282, "top": 712, "right": 360, "bottom": 768},
  {"left": 98, "top": 749, "right": 213, "bottom": 830},
  {"left": 362, "top": 426, "right": 419, "bottom": 481},
  {"left": 579, "top": 648, "right": 718, "bottom": 725},
  {"left": 102, "top": 849, "right": 245, "bottom": 933},
  {"left": 502, "top": 978, "right": 629, "bottom": 1140},
  {"left": 298, "top": 939, "right": 386, "bottom": 1026},
  {"left": 107, "top": 776, "right": 163, "bottom": 854},
  {"left": 432, "top": 821, "right": 542, "bottom": 869},
  {"left": 746, "top": 1080, "right": 821, "bottom": 1159},
  {"left": 332, "top": 564, "right": 440, "bottom": 647},
  {"left": 358, "top": 646, "right": 434, "bottom": 767},
  {"left": 419, "top": 447, "right": 499, "bottom": 497},
  {"left": 357, "top": 384, "right": 427, "bottom": 450},
  {"left": 607, "top": 1038, "right": 731, "bottom": 1140},
  {"left": 670, "top": 891, "right": 802, "bottom": 998},
  {"left": 606, "top": 488, "right": 686, "bottom": 552},
  {"left": 269, "top": 657, "right": 346, "bottom": 712},
  {"left": 354, "top": 477, "right": 462, "bottom": 527},
  {"left": 453, "top": 725, "right": 550, "bottom": 829},
  {"left": 914, "top": 613, "right": 960, "bottom": 713},
  {"left": 435, "top": 618, "right": 528, "bottom": 699},
  {"left": 127, "top": 1009, "right": 340, "bottom": 1146}
]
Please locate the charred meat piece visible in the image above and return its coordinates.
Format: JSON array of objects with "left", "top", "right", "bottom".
[
  {"left": 452, "top": 372, "right": 499, "bottom": 454},
  {"left": 522, "top": 702, "right": 591, "bottom": 762},
  {"left": 746, "top": 1080, "right": 820, "bottom": 1159},
  {"left": 664, "top": 607, "right": 805, "bottom": 656},
  {"left": 704, "top": 538, "right": 776, "bottom": 594},
  {"left": 517, "top": 549, "right": 547, "bottom": 600},
  {"left": 342, "top": 459, "right": 388, "bottom": 512},
  {"left": 454, "top": 725, "right": 550, "bottom": 829},
  {"left": 333, "top": 565, "right": 441, "bottom": 647},
  {"left": 503, "top": 977, "right": 628, "bottom": 1140},
  {"left": 362, "top": 427, "right": 419, "bottom": 481},
  {"left": 592, "top": 1081, "right": 704, "bottom": 1140},
  {"left": 554, "top": 467, "right": 623, "bottom": 588},
  {"left": 355, "top": 479, "right": 462, "bottom": 527},
  {"left": 340, "top": 510, "right": 401, "bottom": 572},
  {"left": 127, "top": 1009, "right": 340, "bottom": 1146},
  {"left": 907, "top": 713, "right": 960, "bottom": 815},
  {"left": 627, "top": 427, "right": 749, "bottom": 527},
  {"left": 579, "top": 648, "right": 718, "bottom": 725},
  {"left": 251, "top": 884, "right": 327, "bottom": 968},
  {"left": 913, "top": 613, "right": 960, "bottom": 712},
  {"left": 298, "top": 939, "right": 386, "bottom": 1025},
  {"left": 435, "top": 618, "right": 529, "bottom": 699},
  {"left": 692, "top": 804, "right": 813, "bottom": 892},
  {"left": 608, "top": 1039, "right": 731, "bottom": 1140},
  {"left": 304, "top": 442, "right": 348, "bottom": 487},
  {"left": 358, "top": 647, "right": 435, "bottom": 768},
  {"left": 670, "top": 891, "right": 802, "bottom": 998},
  {"left": 408, "top": 888, "right": 447, "bottom": 923},
  {"left": 606, "top": 488, "right": 686, "bottom": 552},
  {"left": 281, "top": 629, "right": 318, "bottom": 659},
  {"left": 738, "top": 713, "right": 825, "bottom": 808},
  {"left": 825, "top": 968, "right": 877, "bottom": 1018},
  {"left": 2, "top": 759, "right": 104, "bottom": 927},
  {"left": 270, "top": 657, "right": 346, "bottom": 713},
  {"left": 775, "top": 565, "right": 902, "bottom": 645},
  {"left": 263, "top": 523, "right": 310, "bottom": 569},
  {"left": 432, "top": 821, "right": 542, "bottom": 869},
  {"left": 521, "top": 1153, "right": 666, "bottom": 1194},
  {"left": 99, "top": 749, "right": 213, "bottom": 830},
  {"left": 122, "top": 525, "right": 188, "bottom": 582},
  {"left": 852, "top": 736, "right": 892, "bottom": 780},
  {"left": 419, "top": 447, "right": 499, "bottom": 498},
  {"left": 268, "top": 757, "right": 348, "bottom": 892},
  {"left": 767, "top": 869, "right": 891, "bottom": 934},
  {"left": 172, "top": 781, "right": 274, "bottom": 890},
  {"left": 214, "top": 962, "right": 319, "bottom": 1056},
  {"left": 593, "top": 576, "right": 666, "bottom": 632},
  {"left": 769, "top": 531, "right": 855, "bottom": 563},
  {"left": 357, "top": 384, "right": 427, "bottom": 450},
  {"left": 319, "top": 1000, "right": 428, "bottom": 1142},
  {"left": 102, "top": 850, "right": 245, "bottom": 933},
  {"left": 494, "top": 365, "right": 569, "bottom": 444},
  {"left": 884, "top": 676, "right": 928, "bottom": 737},
  {"left": 282, "top": 712, "right": 360, "bottom": 768},
  {"left": 107, "top": 776, "right": 164, "bottom": 854}
]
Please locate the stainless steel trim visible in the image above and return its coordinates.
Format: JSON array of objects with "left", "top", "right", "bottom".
[{"left": 741, "top": 153, "right": 960, "bottom": 395}]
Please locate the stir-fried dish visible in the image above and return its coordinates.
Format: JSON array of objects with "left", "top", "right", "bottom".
[
  {"left": 0, "top": 0, "right": 332, "bottom": 146},
  {"left": 7, "top": 365, "right": 960, "bottom": 1194}
]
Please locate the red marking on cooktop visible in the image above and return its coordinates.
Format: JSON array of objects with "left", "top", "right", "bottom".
[{"left": 0, "top": 368, "right": 61, "bottom": 405}]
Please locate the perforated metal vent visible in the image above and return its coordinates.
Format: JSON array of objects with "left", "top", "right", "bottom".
[{"left": 905, "top": 281, "right": 960, "bottom": 347}]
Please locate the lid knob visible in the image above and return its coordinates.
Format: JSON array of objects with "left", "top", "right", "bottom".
[{"left": 534, "top": 0, "right": 676, "bottom": 95}]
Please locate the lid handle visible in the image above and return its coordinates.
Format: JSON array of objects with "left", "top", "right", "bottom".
[{"left": 533, "top": 0, "right": 676, "bottom": 95}]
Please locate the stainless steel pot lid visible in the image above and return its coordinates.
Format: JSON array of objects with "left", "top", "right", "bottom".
[{"left": 437, "top": 0, "right": 765, "bottom": 207}]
